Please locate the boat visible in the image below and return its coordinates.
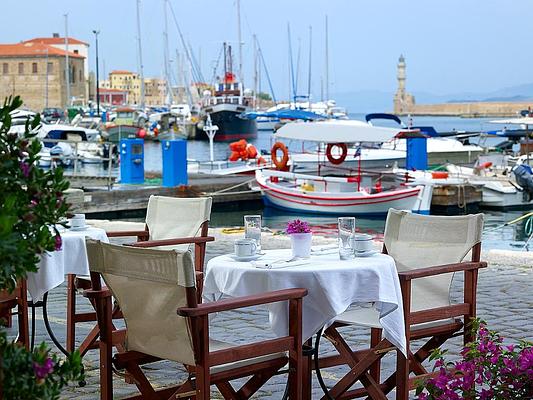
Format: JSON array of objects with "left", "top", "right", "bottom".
[
  {"left": 103, "top": 107, "right": 146, "bottom": 142},
  {"left": 256, "top": 120, "right": 434, "bottom": 216},
  {"left": 367, "top": 114, "right": 485, "bottom": 165},
  {"left": 195, "top": 43, "right": 257, "bottom": 142}
]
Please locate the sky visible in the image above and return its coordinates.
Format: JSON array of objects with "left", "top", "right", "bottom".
[{"left": 2, "top": 0, "right": 532, "bottom": 103}]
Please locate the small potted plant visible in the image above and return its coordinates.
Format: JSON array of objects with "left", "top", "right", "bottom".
[{"left": 286, "top": 219, "right": 312, "bottom": 258}]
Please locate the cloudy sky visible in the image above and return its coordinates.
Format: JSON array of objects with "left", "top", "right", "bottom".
[{"left": 2, "top": 0, "right": 532, "bottom": 103}]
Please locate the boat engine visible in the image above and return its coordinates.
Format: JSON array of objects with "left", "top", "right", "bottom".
[{"left": 512, "top": 164, "right": 533, "bottom": 201}]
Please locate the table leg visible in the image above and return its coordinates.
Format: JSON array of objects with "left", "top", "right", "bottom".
[{"left": 66, "top": 274, "right": 76, "bottom": 353}]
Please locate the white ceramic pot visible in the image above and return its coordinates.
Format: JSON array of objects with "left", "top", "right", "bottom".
[{"left": 290, "top": 232, "right": 312, "bottom": 258}]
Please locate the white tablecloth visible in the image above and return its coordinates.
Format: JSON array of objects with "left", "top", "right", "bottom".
[
  {"left": 27, "top": 227, "right": 109, "bottom": 301},
  {"left": 204, "top": 249, "right": 407, "bottom": 355}
]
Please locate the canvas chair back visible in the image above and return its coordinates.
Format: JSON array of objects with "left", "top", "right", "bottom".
[
  {"left": 86, "top": 240, "right": 196, "bottom": 365},
  {"left": 384, "top": 209, "right": 483, "bottom": 312},
  {"left": 145, "top": 196, "right": 212, "bottom": 248}
]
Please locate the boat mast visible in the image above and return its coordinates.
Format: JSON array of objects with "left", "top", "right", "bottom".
[
  {"left": 253, "top": 34, "right": 258, "bottom": 108},
  {"left": 325, "top": 15, "right": 329, "bottom": 101},
  {"left": 237, "top": 0, "right": 243, "bottom": 85},
  {"left": 163, "top": 0, "right": 173, "bottom": 106},
  {"left": 64, "top": 14, "right": 71, "bottom": 107},
  {"left": 307, "top": 25, "right": 312, "bottom": 106},
  {"left": 136, "top": 0, "right": 145, "bottom": 109}
]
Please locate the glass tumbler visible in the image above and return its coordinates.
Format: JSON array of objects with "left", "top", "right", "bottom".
[
  {"left": 338, "top": 217, "right": 356, "bottom": 260},
  {"left": 244, "top": 215, "right": 262, "bottom": 252}
]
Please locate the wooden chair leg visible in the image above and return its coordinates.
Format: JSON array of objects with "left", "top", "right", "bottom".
[
  {"left": 17, "top": 280, "right": 30, "bottom": 350},
  {"left": 96, "top": 296, "right": 113, "bottom": 400},
  {"left": 66, "top": 274, "right": 76, "bottom": 353},
  {"left": 395, "top": 349, "right": 409, "bottom": 400},
  {"left": 370, "top": 328, "right": 382, "bottom": 383}
]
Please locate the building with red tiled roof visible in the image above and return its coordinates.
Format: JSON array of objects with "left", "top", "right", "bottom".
[
  {"left": 23, "top": 37, "right": 89, "bottom": 46},
  {"left": 0, "top": 40, "right": 86, "bottom": 110}
]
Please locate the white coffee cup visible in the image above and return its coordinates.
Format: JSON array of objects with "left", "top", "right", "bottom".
[
  {"left": 234, "top": 238, "right": 257, "bottom": 258},
  {"left": 352, "top": 233, "right": 373, "bottom": 253},
  {"left": 70, "top": 214, "right": 86, "bottom": 229}
]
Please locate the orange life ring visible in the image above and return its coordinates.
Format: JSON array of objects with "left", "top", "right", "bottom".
[
  {"left": 271, "top": 142, "right": 289, "bottom": 170},
  {"left": 326, "top": 143, "right": 348, "bottom": 165}
]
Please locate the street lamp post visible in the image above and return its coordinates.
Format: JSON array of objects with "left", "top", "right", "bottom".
[{"left": 93, "top": 30, "right": 100, "bottom": 116}]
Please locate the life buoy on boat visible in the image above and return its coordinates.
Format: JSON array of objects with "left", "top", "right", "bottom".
[
  {"left": 326, "top": 143, "right": 348, "bottom": 165},
  {"left": 271, "top": 141, "right": 289, "bottom": 170}
]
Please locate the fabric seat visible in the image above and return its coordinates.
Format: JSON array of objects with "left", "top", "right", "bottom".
[
  {"left": 336, "top": 306, "right": 455, "bottom": 332},
  {"left": 85, "top": 240, "right": 306, "bottom": 400}
]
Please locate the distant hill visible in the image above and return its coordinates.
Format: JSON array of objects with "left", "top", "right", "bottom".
[{"left": 332, "top": 83, "right": 533, "bottom": 113}]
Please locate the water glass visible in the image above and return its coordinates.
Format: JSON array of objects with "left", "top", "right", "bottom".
[
  {"left": 338, "top": 217, "right": 356, "bottom": 260},
  {"left": 244, "top": 215, "right": 262, "bottom": 252}
]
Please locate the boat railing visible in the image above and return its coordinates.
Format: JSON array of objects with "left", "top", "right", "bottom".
[{"left": 41, "top": 138, "right": 116, "bottom": 190}]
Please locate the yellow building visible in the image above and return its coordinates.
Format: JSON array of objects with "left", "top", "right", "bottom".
[
  {"left": 0, "top": 41, "right": 85, "bottom": 110},
  {"left": 108, "top": 70, "right": 141, "bottom": 105}
]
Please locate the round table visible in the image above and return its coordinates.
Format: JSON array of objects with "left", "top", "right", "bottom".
[{"left": 203, "top": 248, "right": 406, "bottom": 355}]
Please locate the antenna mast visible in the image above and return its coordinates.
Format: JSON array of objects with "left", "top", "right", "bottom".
[{"left": 136, "top": 0, "right": 145, "bottom": 109}]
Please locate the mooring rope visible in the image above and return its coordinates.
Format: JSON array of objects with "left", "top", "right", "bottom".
[{"left": 206, "top": 178, "right": 256, "bottom": 195}]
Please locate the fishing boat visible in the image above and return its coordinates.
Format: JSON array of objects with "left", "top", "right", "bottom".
[
  {"left": 255, "top": 120, "right": 434, "bottom": 216},
  {"left": 195, "top": 43, "right": 256, "bottom": 142}
]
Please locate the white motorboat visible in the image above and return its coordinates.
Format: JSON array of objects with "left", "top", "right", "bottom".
[{"left": 257, "top": 120, "right": 434, "bottom": 216}]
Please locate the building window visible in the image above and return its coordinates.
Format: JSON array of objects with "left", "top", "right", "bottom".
[
  {"left": 47, "top": 62, "right": 53, "bottom": 74},
  {"left": 73, "top": 50, "right": 79, "bottom": 54},
  {"left": 18, "top": 63, "right": 24, "bottom": 74},
  {"left": 2, "top": 63, "right": 7, "bottom": 74},
  {"left": 32, "top": 63, "right": 38, "bottom": 74},
  {"left": 79, "top": 69, "right": 82, "bottom": 82}
]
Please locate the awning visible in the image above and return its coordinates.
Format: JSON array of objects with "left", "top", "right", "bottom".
[{"left": 274, "top": 119, "right": 422, "bottom": 143}]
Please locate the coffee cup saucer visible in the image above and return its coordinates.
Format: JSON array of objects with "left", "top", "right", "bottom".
[
  {"left": 354, "top": 249, "right": 378, "bottom": 257},
  {"left": 231, "top": 254, "right": 263, "bottom": 262}
]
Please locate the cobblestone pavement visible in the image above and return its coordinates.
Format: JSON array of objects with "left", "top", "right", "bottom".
[{"left": 8, "top": 230, "right": 532, "bottom": 399}]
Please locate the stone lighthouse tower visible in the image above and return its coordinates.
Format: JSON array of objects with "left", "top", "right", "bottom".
[{"left": 393, "top": 54, "right": 415, "bottom": 115}]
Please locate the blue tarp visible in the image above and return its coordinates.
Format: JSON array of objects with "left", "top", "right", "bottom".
[{"left": 242, "top": 109, "right": 324, "bottom": 121}]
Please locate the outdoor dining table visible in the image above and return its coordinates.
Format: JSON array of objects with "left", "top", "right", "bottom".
[
  {"left": 203, "top": 247, "right": 407, "bottom": 397},
  {"left": 26, "top": 226, "right": 108, "bottom": 354}
]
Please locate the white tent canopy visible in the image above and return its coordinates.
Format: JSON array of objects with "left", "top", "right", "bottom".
[
  {"left": 274, "top": 119, "right": 409, "bottom": 144},
  {"left": 489, "top": 117, "right": 533, "bottom": 125}
]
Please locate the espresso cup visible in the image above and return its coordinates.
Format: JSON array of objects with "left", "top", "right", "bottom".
[
  {"left": 352, "top": 233, "right": 373, "bottom": 253},
  {"left": 234, "top": 238, "right": 257, "bottom": 258},
  {"left": 70, "top": 214, "right": 86, "bottom": 229}
]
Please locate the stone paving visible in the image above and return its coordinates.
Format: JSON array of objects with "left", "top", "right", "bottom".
[{"left": 7, "top": 229, "right": 533, "bottom": 399}]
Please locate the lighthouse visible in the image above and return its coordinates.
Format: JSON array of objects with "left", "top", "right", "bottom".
[{"left": 393, "top": 55, "right": 415, "bottom": 115}]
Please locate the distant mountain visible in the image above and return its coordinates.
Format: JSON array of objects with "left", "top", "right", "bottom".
[{"left": 331, "top": 83, "right": 533, "bottom": 113}]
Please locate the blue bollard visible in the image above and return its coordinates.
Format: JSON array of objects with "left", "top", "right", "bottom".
[
  {"left": 406, "top": 137, "right": 428, "bottom": 170},
  {"left": 162, "top": 139, "right": 188, "bottom": 187},
  {"left": 119, "top": 138, "right": 144, "bottom": 184}
]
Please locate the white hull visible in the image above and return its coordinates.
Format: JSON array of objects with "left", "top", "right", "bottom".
[{"left": 256, "top": 169, "right": 432, "bottom": 216}]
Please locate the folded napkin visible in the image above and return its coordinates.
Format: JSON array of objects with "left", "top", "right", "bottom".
[
  {"left": 253, "top": 259, "right": 311, "bottom": 269},
  {"left": 310, "top": 244, "right": 338, "bottom": 255}
]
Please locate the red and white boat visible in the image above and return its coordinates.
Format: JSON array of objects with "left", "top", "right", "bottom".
[{"left": 256, "top": 120, "right": 434, "bottom": 216}]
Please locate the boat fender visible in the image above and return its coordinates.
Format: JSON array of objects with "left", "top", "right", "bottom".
[
  {"left": 229, "top": 152, "right": 240, "bottom": 162},
  {"left": 475, "top": 161, "right": 493, "bottom": 170},
  {"left": 431, "top": 171, "right": 449, "bottom": 179},
  {"left": 246, "top": 144, "right": 258, "bottom": 159},
  {"left": 257, "top": 156, "right": 267, "bottom": 166},
  {"left": 229, "top": 139, "right": 247, "bottom": 152},
  {"left": 326, "top": 143, "right": 348, "bottom": 165},
  {"left": 374, "top": 181, "right": 382, "bottom": 193},
  {"left": 271, "top": 142, "right": 289, "bottom": 170},
  {"left": 137, "top": 129, "right": 146, "bottom": 139}
]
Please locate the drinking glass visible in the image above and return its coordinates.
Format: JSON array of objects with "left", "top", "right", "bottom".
[
  {"left": 244, "top": 215, "right": 262, "bottom": 252},
  {"left": 338, "top": 217, "right": 356, "bottom": 260}
]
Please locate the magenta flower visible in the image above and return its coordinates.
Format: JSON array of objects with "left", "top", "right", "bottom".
[
  {"left": 33, "top": 357, "right": 55, "bottom": 380},
  {"left": 20, "top": 161, "right": 31, "bottom": 178},
  {"left": 286, "top": 219, "right": 311, "bottom": 234}
]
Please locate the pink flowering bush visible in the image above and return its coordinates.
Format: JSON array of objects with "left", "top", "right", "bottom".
[
  {"left": 286, "top": 219, "right": 311, "bottom": 234},
  {"left": 416, "top": 321, "right": 533, "bottom": 400}
]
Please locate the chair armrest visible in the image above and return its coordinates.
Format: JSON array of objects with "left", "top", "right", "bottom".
[
  {"left": 125, "top": 236, "right": 215, "bottom": 248},
  {"left": 177, "top": 288, "right": 308, "bottom": 317},
  {"left": 398, "top": 261, "right": 487, "bottom": 281},
  {"left": 83, "top": 288, "right": 113, "bottom": 299},
  {"left": 106, "top": 230, "right": 149, "bottom": 239}
]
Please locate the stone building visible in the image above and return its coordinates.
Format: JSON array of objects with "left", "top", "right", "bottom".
[
  {"left": 0, "top": 41, "right": 85, "bottom": 110},
  {"left": 23, "top": 35, "right": 90, "bottom": 100},
  {"left": 144, "top": 78, "right": 167, "bottom": 106}
]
